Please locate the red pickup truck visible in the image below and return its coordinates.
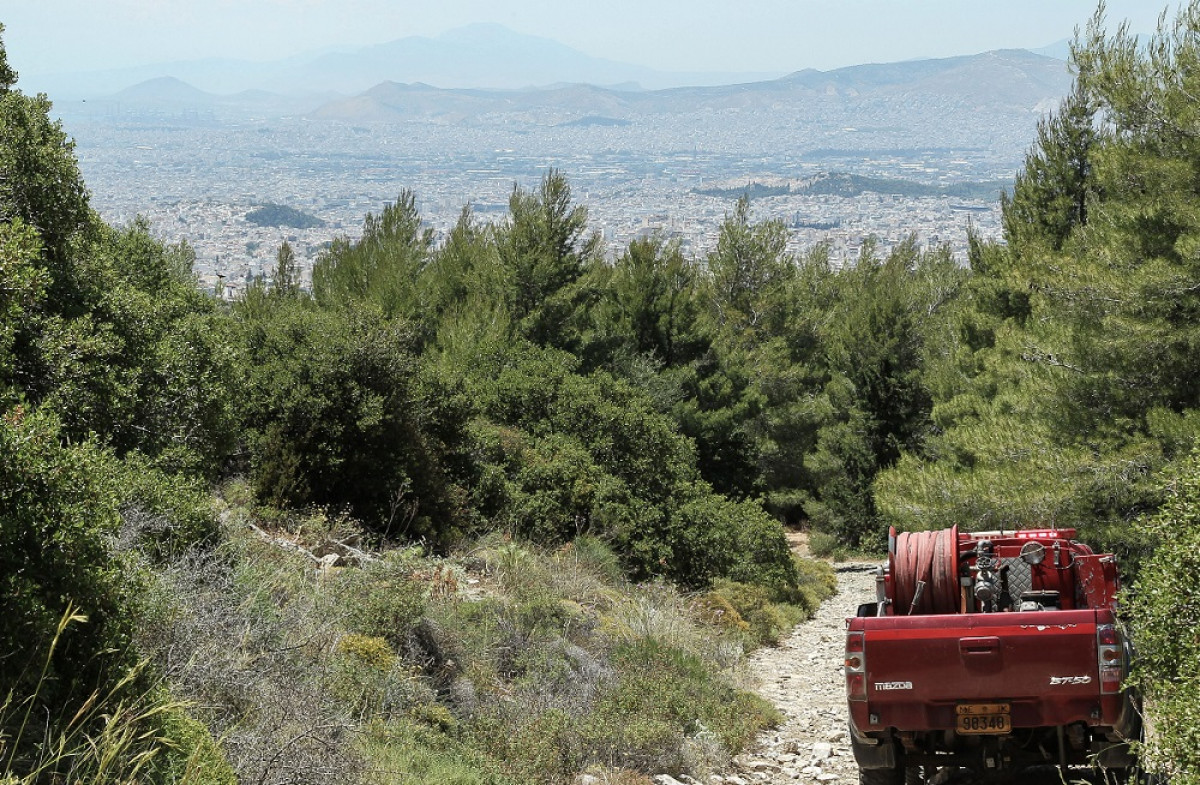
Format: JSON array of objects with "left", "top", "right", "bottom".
[{"left": 845, "top": 526, "right": 1139, "bottom": 783}]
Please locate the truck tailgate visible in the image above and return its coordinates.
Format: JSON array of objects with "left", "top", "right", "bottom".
[{"left": 855, "top": 610, "right": 1103, "bottom": 730}]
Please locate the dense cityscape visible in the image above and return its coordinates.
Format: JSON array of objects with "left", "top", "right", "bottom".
[{"left": 58, "top": 94, "right": 1023, "bottom": 297}]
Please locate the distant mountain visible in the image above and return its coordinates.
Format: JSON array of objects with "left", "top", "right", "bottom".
[
  {"left": 287, "top": 23, "right": 662, "bottom": 92},
  {"left": 1031, "top": 35, "right": 1151, "bottom": 63},
  {"left": 89, "top": 77, "right": 334, "bottom": 118},
  {"left": 310, "top": 48, "right": 1073, "bottom": 124},
  {"left": 1031, "top": 39, "right": 1073, "bottom": 61},
  {"left": 27, "top": 24, "right": 783, "bottom": 100},
  {"left": 770, "top": 49, "right": 1070, "bottom": 111},
  {"left": 112, "top": 76, "right": 216, "bottom": 106}
]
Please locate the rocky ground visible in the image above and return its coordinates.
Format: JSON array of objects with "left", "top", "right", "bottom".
[{"left": 714, "top": 562, "right": 880, "bottom": 785}]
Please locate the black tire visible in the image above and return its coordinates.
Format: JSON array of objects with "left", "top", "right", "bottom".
[
  {"left": 860, "top": 767, "right": 903, "bottom": 785},
  {"left": 904, "top": 767, "right": 924, "bottom": 785}
]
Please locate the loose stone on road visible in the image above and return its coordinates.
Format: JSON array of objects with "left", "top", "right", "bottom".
[{"left": 715, "top": 562, "right": 879, "bottom": 784}]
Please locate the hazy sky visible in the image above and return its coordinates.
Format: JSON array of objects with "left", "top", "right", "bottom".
[{"left": 1, "top": 0, "right": 1174, "bottom": 77}]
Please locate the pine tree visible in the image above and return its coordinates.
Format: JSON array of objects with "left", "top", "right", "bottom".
[
  {"left": 1001, "top": 79, "right": 1097, "bottom": 254},
  {"left": 0, "top": 24, "right": 16, "bottom": 90},
  {"left": 273, "top": 240, "right": 299, "bottom": 297},
  {"left": 312, "top": 190, "right": 432, "bottom": 318},
  {"left": 704, "top": 195, "right": 793, "bottom": 341},
  {"left": 497, "top": 169, "right": 600, "bottom": 346}
]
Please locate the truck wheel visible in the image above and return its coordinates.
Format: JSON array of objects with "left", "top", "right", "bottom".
[{"left": 859, "top": 767, "right": 903, "bottom": 785}]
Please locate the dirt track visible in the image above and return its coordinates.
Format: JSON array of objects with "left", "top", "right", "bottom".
[{"left": 715, "top": 562, "right": 879, "bottom": 784}]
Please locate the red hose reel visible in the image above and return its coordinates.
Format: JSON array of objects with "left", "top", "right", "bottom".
[{"left": 889, "top": 525, "right": 961, "bottom": 615}]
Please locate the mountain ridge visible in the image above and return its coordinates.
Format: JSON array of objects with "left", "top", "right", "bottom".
[
  {"left": 27, "top": 23, "right": 784, "bottom": 99},
  {"left": 26, "top": 24, "right": 1069, "bottom": 103},
  {"left": 304, "top": 48, "right": 1071, "bottom": 124}
]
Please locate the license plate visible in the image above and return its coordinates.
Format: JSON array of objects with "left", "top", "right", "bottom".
[{"left": 955, "top": 703, "right": 1011, "bottom": 735}]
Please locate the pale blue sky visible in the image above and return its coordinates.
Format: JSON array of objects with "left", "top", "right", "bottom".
[{"left": 0, "top": 0, "right": 1174, "bottom": 77}]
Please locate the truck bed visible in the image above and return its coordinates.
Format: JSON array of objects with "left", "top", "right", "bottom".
[{"left": 848, "top": 609, "right": 1117, "bottom": 733}]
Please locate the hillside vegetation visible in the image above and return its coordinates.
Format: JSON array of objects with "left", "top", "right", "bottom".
[
  {"left": 245, "top": 203, "right": 326, "bottom": 229},
  {"left": 695, "top": 173, "right": 1010, "bottom": 202},
  {"left": 2, "top": 3, "right": 1200, "bottom": 783}
]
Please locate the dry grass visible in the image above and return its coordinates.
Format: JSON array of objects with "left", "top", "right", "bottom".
[
  {"left": 1, "top": 606, "right": 234, "bottom": 785},
  {"left": 126, "top": 493, "right": 817, "bottom": 784}
]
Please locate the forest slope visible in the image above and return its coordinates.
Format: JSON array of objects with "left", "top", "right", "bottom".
[{"left": 4, "top": 4, "right": 1200, "bottom": 783}]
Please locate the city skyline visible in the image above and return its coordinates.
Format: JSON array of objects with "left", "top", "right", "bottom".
[{"left": 3, "top": 0, "right": 1172, "bottom": 81}]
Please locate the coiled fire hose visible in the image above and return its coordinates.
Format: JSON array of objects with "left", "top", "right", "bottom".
[{"left": 891, "top": 526, "right": 960, "bottom": 615}]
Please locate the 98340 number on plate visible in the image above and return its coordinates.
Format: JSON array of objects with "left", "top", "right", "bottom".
[{"left": 955, "top": 703, "right": 1011, "bottom": 735}]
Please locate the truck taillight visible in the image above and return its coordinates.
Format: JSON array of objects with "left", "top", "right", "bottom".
[
  {"left": 1096, "top": 623, "right": 1123, "bottom": 695},
  {"left": 846, "top": 631, "right": 866, "bottom": 701}
]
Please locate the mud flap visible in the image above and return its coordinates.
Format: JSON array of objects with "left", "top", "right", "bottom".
[
  {"left": 850, "top": 724, "right": 899, "bottom": 769},
  {"left": 1095, "top": 678, "right": 1142, "bottom": 769},
  {"left": 1091, "top": 737, "right": 1137, "bottom": 769}
]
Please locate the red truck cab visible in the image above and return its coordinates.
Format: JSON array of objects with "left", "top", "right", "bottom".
[{"left": 845, "top": 527, "right": 1139, "bottom": 783}]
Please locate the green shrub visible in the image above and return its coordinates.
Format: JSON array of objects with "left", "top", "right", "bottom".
[
  {"left": 482, "top": 541, "right": 549, "bottom": 598},
  {"left": 512, "top": 595, "right": 586, "bottom": 637},
  {"left": 584, "top": 638, "right": 780, "bottom": 772},
  {"left": 116, "top": 455, "right": 221, "bottom": 561},
  {"left": 424, "top": 596, "right": 506, "bottom": 698},
  {"left": 1127, "top": 453, "right": 1200, "bottom": 783},
  {"left": 410, "top": 702, "right": 457, "bottom": 732},
  {"left": 542, "top": 539, "right": 625, "bottom": 615},
  {"left": 610, "top": 485, "right": 798, "bottom": 592},
  {"left": 235, "top": 299, "right": 472, "bottom": 545},
  {"left": 330, "top": 635, "right": 408, "bottom": 720},
  {"left": 606, "top": 582, "right": 706, "bottom": 653},
  {"left": 477, "top": 707, "right": 582, "bottom": 782},
  {"left": 468, "top": 346, "right": 800, "bottom": 592},
  {"left": 709, "top": 580, "right": 789, "bottom": 646},
  {"left": 151, "top": 702, "right": 237, "bottom": 785},
  {"left": 795, "top": 555, "right": 837, "bottom": 596},
  {"left": 806, "top": 531, "right": 882, "bottom": 562},
  {"left": 0, "top": 410, "right": 145, "bottom": 761},
  {"left": 793, "top": 556, "right": 838, "bottom": 611},
  {"left": 0, "top": 611, "right": 231, "bottom": 785},
  {"left": 807, "top": 531, "right": 842, "bottom": 559},
  {"left": 339, "top": 634, "right": 397, "bottom": 670},
  {"left": 505, "top": 434, "right": 603, "bottom": 543},
  {"left": 722, "top": 503, "right": 800, "bottom": 597},
  {"left": 358, "top": 718, "right": 511, "bottom": 785},
  {"left": 693, "top": 592, "right": 750, "bottom": 634},
  {"left": 567, "top": 535, "right": 625, "bottom": 584},
  {"left": 332, "top": 555, "right": 429, "bottom": 646}
]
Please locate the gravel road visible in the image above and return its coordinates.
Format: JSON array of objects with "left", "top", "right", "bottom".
[{"left": 711, "top": 562, "right": 880, "bottom": 785}]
